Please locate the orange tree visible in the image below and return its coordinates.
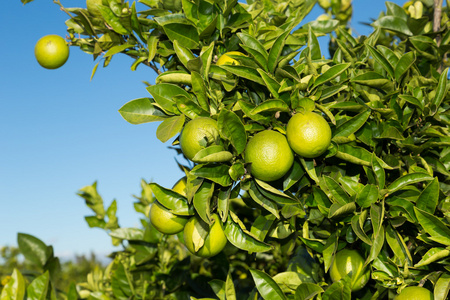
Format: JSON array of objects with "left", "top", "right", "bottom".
[{"left": 5, "top": 0, "right": 450, "bottom": 299}]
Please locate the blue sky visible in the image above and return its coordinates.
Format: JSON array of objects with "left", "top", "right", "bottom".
[{"left": 1, "top": 0, "right": 406, "bottom": 259}]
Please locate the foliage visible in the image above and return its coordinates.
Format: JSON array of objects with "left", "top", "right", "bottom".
[{"left": 7, "top": 0, "right": 450, "bottom": 299}]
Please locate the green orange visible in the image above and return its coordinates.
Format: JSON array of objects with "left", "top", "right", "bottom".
[
  {"left": 395, "top": 286, "right": 433, "bottom": 300},
  {"left": 179, "top": 117, "right": 220, "bottom": 162},
  {"left": 329, "top": 249, "right": 370, "bottom": 292},
  {"left": 244, "top": 130, "right": 294, "bottom": 182},
  {"left": 34, "top": 35, "right": 69, "bottom": 69},
  {"left": 149, "top": 201, "right": 189, "bottom": 235},
  {"left": 286, "top": 111, "right": 331, "bottom": 158},
  {"left": 183, "top": 214, "right": 227, "bottom": 258}
]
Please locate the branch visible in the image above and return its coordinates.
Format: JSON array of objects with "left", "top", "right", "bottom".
[{"left": 434, "top": 0, "right": 444, "bottom": 45}]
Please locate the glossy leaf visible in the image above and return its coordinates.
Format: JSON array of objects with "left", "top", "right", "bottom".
[
  {"left": 248, "top": 181, "right": 280, "bottom": 218},
  {"left": 191, "top": 164, "right": 233, "bottom": 186},
  {"left": 394, "top": 51, "right": 416, "bottom": 81},
  {"left": 17, "top": 233, "right": 51, "bottom": 268},
  {"left": 0, "top": 269, "right": 25, "bottom": 300},
  {"left": 249, "top": 269, "right": 287, "bottom": 300},
  {"left": 156, "top": 114, "right": 185, "bottom": 143},
  {"left": 366, "top": 44, "right": 394, "bottom": 79},
  {"left": 414, "top": 247, "right": 450, "bottom": 268},
  {"left": 193, "top": 180, "right": 214, "bottom": 225},
  {"left": 149, "top": 183, "right": 193, "bottom": 216},
  {"left": 218, "top": 109, "right": 247, "bottom": 154},
  {"left": 268, "top": 29, "right": 290, "bottom": 73},
  {"left": 433, "top": 67, "right": 449, "bottom": 113},
  {"left": 321, "top": 176, "right": 351, "bottom": 204},
  {"left": 333, "top": 109, "right": 371, "bottom": 139},
  {"left": 294, "top": 283, "right": 324, "bottom": 300},
  {"left": 386, "top": 172, "right": 433, "bottom": 193},
  {"left": 118, "top": 98, "right": 167, "bottom": 124},
  {"left": 219, "top": 65, "right": 265, "bottom": 85},
  {"left": 313, "top": 63, "right": 351, "bottom": 88},
  {"left": 146, "top": 83, "right": 190, "bottom": 115},
  {"left": 434, "top": 273, "right": 450, "bottom": 300},
  {"left": 414, "top": 208, "right": 450, "bottom": 246},
  {"left": 416, "top": 177, "right": 439, "bottom": 214},
  {"left": 163, "top": 23, "right": 199, "bottom": 49},
  {"left": 224, "top": 211, "right": 272, "bottom": 253},
  {"left": 356, "top": 184, "right": 378, "bottom": 208},
  {"left": 192, "top": 145, "right": 233, "bottom": 163}
]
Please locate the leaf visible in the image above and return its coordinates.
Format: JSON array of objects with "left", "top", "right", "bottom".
[
  {"left": 225, "top": 271, "right": 237, "bottom": 300},
  {"left": 300, "top": 158, "right": 320, "bottom": 185},
  {"left": 414, "top": 207, "right": 450, "bottom": 246},
  {"left": 219, "top": 65, "right": 265, "bottom": 85},
  {"left": 218, "top": 109, "right": 247, "bottom": 154},
  {"left": 192, "top": 145, "right": 233, "bottom": 163},
  {"left": 294, "top": 283, "right": 324, "bottom": 300},
  {"left": 386, "top": 172, "right": 433, "bottom": 193},
  {"left": 313, "top": 63, "right": 351, "bottom": 88},
  {"left": 248, "top": 181, "right": 280, "bottom": 218},
  {"left": 255, "top": 179, "right": 299, "bottom": 205},
  {"left": 321, "top": 278, "right": 351, "bottom": 300},
  {"left": 173, "top": 40, "right": 196, "bottom": 70},
  {"left": 0, "top": 269, "right": 26, "bottom": 300},
  {"left": 109, "top": 228, "right": 144, "bottom": 241},
  {"left": 371, "top": 153, "right": 386, "bottom": 189},
  {"left": 224, "top": 211, "right": 272, "bottom": 253},
  {"left": 394, "top": 51, "right": 416, "bottom": 81},
  {"left": 328, "top": 202, "right": 356, "bottom": 219},
  {"left": 321, "top": 176, "right": 351, "bottom": 204},
  {"left": 193, "top": 181, "right": 214, "bottom": 225},
  {"left": 249, "top": 269, "right": 287, "bottom": 300},
  {"left": 333, "top": 109, "right": 371, "bottom": 139},
  {"left": 414, "top": 247, "right": 450, "bottom": 268},
  {"left": 149, "top": 183, "right": 193, "bottom": 216},
  {"left": 191, "top": 164, "right": 233, "bottom": 186},
  {"left": 17, "top": 233, "right": 51, "bottom": 268},
  {"left": 434, "top": 273, "right": 450, "bottom": 300},
  {"left": 268, "top": 29, "right": 291, "bottom": 73},
  {"left": 163, "top": 23, "right": 199, "bottom": 49},
  {"left": 433, "top": 67, "right": 449, "bottom": 114},
  {"left": 416, "top": 177, "right": 439, "bottom": 214},
  {"left": 237, "top": 32, "right": 268, "bottom": 61},
  {"left": 323, "top": 232, "right": 339, "bottom": 272},
  {"left": 385, "top": 224, "right": 412, "bottom": 266},
  {"left": 146, "top": 83, "right": 191, "bottom": 115},
  {"left": 156, "top": 115, "right": 185, "bottom": 143},
  {"left": 103, "top": 44, "right": 135, "bottom": 58},
  {"left": 351, "top": 214, "right": 372, "bottom": 245},
  {"left": 365, "top": 225, "right": 385, "bottom": 266},
  {"left": 307, "top": 26, "right": 321, "bottom": 60},
  {"left": 371, "top": 16, "right": 413, "bottom": 36},
  {"left": 209, "top": 280, "right": 226, "bottom": 300},
  {"left": 356, "top": 184, "right": 379, "bottom": 208},
  {"left": 118, "top": 98, "right": 168, "bottom": 124},
  {"left": 365, "top": 44, "right": 394, "bottom": 79}
]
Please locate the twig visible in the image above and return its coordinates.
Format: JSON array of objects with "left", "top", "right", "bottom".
[{"left": 434, "top": 0, "right": 444, "bottom": 72}]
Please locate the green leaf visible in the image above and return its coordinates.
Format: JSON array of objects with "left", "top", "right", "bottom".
[
  {"left": 307, "top": 26, "right": 321, "bottom": 60},
  {"left": 0, "top": 269, "right": 26, "bottom": 300},
  {"left": 111, "top": 262, "right": 134, "bottom": 298},
  {"left": 433, "top": 67, "right": 449, "bottom": 113},
  {"left": 321, "top": 278, "right": 351, "bottom": 300},
  {"left": 248, "top": 181, "right": 280, "bottom": 218},
  {"left": 294, "top": 283, "right": 324, "bottom": 300},
  {"left": 313, "top": 63, "right": 351, "bottom": 88},
  {"left": 163, "top": 23, "right": 199, "bottom": 49},
  {"left": 118, "top": 98, "right": 168, "bottom": 124},
  {"left": 103, "top": 44, "right": 135, "bottom": 58},
  {"left": 219, "top": 65, "right": 265, "bottom": 85},
  {"left": 386, "top": 172, "right": 434, "bottom": 193},
  {"left": 175, "top": 95, "right": 209, "bottom": 120},
  {"left": 365, "top": 225, "right": 385, "bottom": 266},
  {"left": 146, "top": 83, "right": 190, "bottom": 115},
  {"left": 255, "top": 179, "right": 299, "bottom": 205},
  {"left": 385, "top": 224, "right": 412, "bottom": 266},
  {"left": 414, "top": 207, "right": 450, "bottom": 246},
  {"left": 218, "top": 109, "right": 247, "bottom": 154},
  {"left": 17, "top": 233, "right": 51, "bottom": 268},
  {"left": 109, "top": 228, "right": 143, "bottom": 241},
  {"left": 414, "top": 247, "right": 450, "bottom": 267},
  {"left": 149, "top": 183, "right": 193, "bottom": 216},
  {"left": 300, "top": 158, "right": 320, "bottom": 185},
  {"left": 365, "top": 44, "right": 394, "bottom": 79},
  {"left": 191, "top": 164, "right": 233, "bottom": 186},
  {"left": 356, "top": 184, "right": 379, "bottom": 208},
  {"left": 224, "top": 211, "right": 272, "bottom": 252},
  {"left": 251, "top": 100, "right": 290, "bottom": 114},
  {"left": 192, "top": 145, "right": 233, "bottom": 163},
  {"left": 371, "top": 153, "right": 386, "bottom": 189},
  {"left": 225, "top": 271, "right": 237, "bottom": 300},
  {"left": 257, "top": 70, "right": 281, "bottom": 98},
  {"left": 173, "top": 40, "right": 195, "bottom": 70},
  {"left": 351, "top": 214, "right": 372, "bottom": 245},
  {"left": 394, "top": 51, "right": 416, "bottom": 81},
  {"left": 434, "top": 273, "right": 450, "bottom": 300},
  {"left": 193, "top": 180, "right": 214, "bottom": 225},
  {"left": 321, "top": 176, "right": 351, "bottom": 204},
  {"left": 332, "top": 109, "right": 371, "bottom": 139},
  {"left": 249, "top": 269, "right": 287, "bottom": 300},
  {"left": 268, "top": 29, "right": 291, "bottom": 73},
  {"left": 416, "top": 177, "right": 439, "bottom": 214},
  {"left": 237, "top": 32, "right": 268, "bottom": 61},
  {"left": 371, "top": 16, "right": 413, "bottom": 36},
  {"left": 209, "top": 280, "right": 226, "bottom": 300},
  {"left": 323, "top": 232, "right": 339, "bottom": 272},
  {"left": 328, "top": 202, "right": 356, "bottom": 219},
  {"left": 156, "top": 115, "right": 185, "bottom": 143},
  {"left": 350, "top": 71, "right": 394, "bottom": 90}
]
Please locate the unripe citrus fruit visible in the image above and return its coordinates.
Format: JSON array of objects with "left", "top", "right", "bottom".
[
  {"left": 149, "top": 177, "right": 189, "bottom": 235},
  {"left": 216, "top": 51, "right": 246, "bottom": 66},
  {"left": 244, "top": 130, "right": 294, "bottom": 182},
  {"left": 149, "top": 201, "right": 189, "bottom": 235},
  {"left": 286, "top": 111, "right": 331, "bottom": 158},
  {"left": 395, "top": 286, "right": 433, "bottom": 300},
  {"left": 329, "top": 249, "right": 370, "bottom": 292},
  {"left": 183, "top": 214, "right": 227, "bottom": 258},
  {"left": 34, "top": 35, "right": 69, "bottom": 69},
  {"left": 179, "top": 117, "right": 220, "bottom": 162}
]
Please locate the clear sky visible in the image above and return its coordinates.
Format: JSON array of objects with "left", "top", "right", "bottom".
[{"left": 1, "top": 0, "right": 406, "bottom": 259}]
